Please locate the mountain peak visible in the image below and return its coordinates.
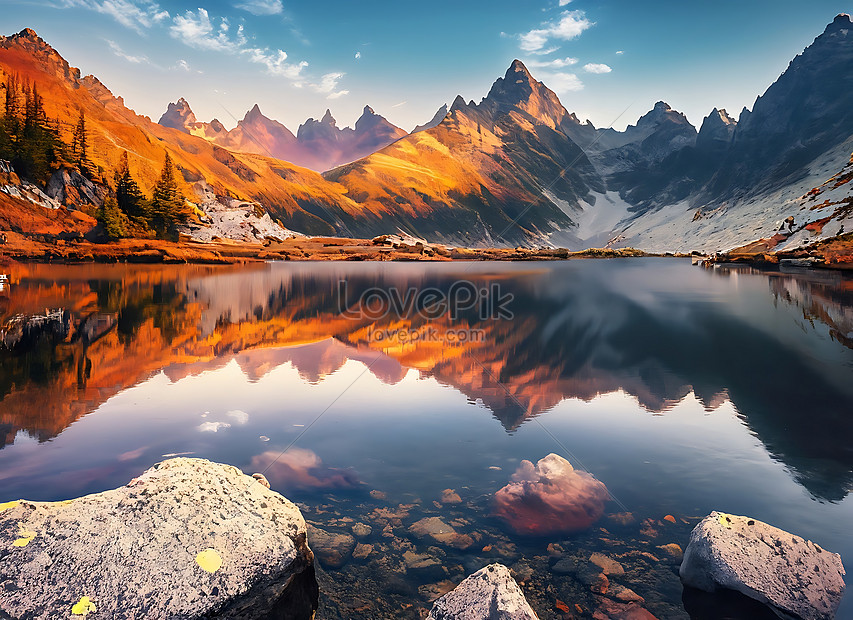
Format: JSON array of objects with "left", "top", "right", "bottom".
[
  {"left": 158, "top": 98, "right": 197, "bottom": 131},
  {"left": 243, "top": 103, "right": 264, "bottom": 123},
  {"left": 413, "top": 104, "right": 449, "bottom": 133},
  {"left": 16, "top": 28, "right": 41, "bottom": 41},
  {"left": 508, "top": 59, "right": 533, "bottom": 79},
  {"left": 321, "top": 109, "right": 336, "bottom": 125},
  {"left": 450, "top": 95, "right": 467, "bottom": 112},
  {"left": 361, "top": 105, "right": 376, "bottom": 116}
]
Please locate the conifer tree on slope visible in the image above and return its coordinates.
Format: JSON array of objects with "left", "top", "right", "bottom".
[
  {"left": 149, "top": 152, "right": 189, "bottom": 239},
  {"left": 114, "top": 150, "right": 146, "bottom": 218}
]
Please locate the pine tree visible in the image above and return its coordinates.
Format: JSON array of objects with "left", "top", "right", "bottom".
[
  {"left": 97, "top": 196, "right": 129, "bottom": 239},
  {"left": 72, "top": 109, "right": 87, "bottom": 163},
  {"left": 114, "top": 151, "right": 146, "bottom": 218},
  {"left": 1, "top": 75, "right": 64, "bottom": 181},
  {"left": 149, "top": 152, "right": 189, "bottom": 238}
]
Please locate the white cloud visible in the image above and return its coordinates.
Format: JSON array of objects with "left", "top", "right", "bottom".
[
  {"left": 543, "top": 72, "right": 584, "bottom": 92},
  {"left": 616, "top": 50, "right": 624, "bottom": 55},
  {"left": 584, "top": 63, "right": 612, "bottom": 74},
  {"left": 354, "top": 51, "right": 361, "bottom": 60},
  {"left": 61, "top": 0, "right": 169, "bottom": 34},
  {"left": 106, "top": 39, "right": 149, "bottom": 63},
  {"left": 313, "top": 72, "right": 348, "bottom": 99},
  {"left": 197, "top": 422, "right": 231, "bottom": 433},
  {"left": 526, "top": 56, "right": 578, "bottom": 68},
  {"left": 227, "top": 409, "right": 249, "bottom": 425},
  {"left": 247, "top": 48, "right": 308, "bottom": 81},
  {"left": 391, "top": 101, "right": 407, "bottom": 108},
  {"left": 558, "top": 0, "right": 571, "bottom": 5},
  {"left": 170, "top": 8, "right": 246, "bottom": 53},
  {"left": 234, "top": 0, "right": 283, "bottom": 15},
  {"left": 175, "top": 59, "right": 191, "bottom": 71},
  {"left": 519, "top": 10, "right": 592, "bottom": 53}
]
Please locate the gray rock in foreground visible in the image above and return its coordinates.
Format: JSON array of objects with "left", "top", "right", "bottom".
[
  {"left": 427, "top": 563, "right": 538, "bottom": 620},
  {"left": 680, "top": 511, "right": 845, "bottom": 620},
  {"left": 0, "top": 458, "right": 317, "bottom": 619}
]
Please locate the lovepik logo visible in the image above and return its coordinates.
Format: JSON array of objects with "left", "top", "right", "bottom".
[{"left": 337, "top": 280, "right": 514, "bottom": 321}]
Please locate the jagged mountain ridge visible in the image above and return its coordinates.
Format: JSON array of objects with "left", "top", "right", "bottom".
[
  {"left": 3, "top": 16, "right": 853, "bottom": 252},
  {"left": 158, "top": 100, "right": 407, "bottom": 173},
  {"left": 610, "top": 13, "right": 853, "bottom": 253},
  {"left": 325, "top": 60, "right": 603, "bottom": 247}
]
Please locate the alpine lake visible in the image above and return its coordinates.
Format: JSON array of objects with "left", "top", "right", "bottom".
[{"left": 1, "top": 258, "right": 851, "bottom": 619}]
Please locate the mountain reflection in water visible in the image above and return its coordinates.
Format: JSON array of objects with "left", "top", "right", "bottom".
[{"left": 1, "top": 259, "right": 852, "bottom": 505}]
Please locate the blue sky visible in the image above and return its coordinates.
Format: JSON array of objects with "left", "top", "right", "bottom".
[{"left": 2, "top": 1, "right": 850, "bottom": 133}]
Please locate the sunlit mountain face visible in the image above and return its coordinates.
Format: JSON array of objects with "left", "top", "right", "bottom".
[{"left": 2, "top": 259, "right": 851, "bottom": 501}]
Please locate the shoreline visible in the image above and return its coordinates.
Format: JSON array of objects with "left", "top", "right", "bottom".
[{"left": 0, "top": 235, "right": 656, "bottom": 265}]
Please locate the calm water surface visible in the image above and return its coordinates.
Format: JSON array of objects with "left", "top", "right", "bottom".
[{"left": 1, "top": 258, "right": 851, "bottom": 618}]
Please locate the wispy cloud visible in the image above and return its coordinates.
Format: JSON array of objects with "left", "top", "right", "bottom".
[
  {"left": 519, "top": 10, "right": 593, "bottom": 53},
  {"left": 584, "top": 63, "right": 612, "bottom": 74},
  {"left": 354, "top": 51, "right": 361, "bottom": 60},
  {"left": 170, "top": 8, "right": 246, "bottom": 52},
  {"left": 526, "top": 56, "right": 578, "bottom": 68},
  {"left": 314, "top": 72, "right": 348, "bottom": 99},
  {"left": 106, "top": 39, "right": 149, "bottom": 63},
  {"left": 247, "top": 48, "right": 308, "bottom": 81},
  {"left": 543, "top": 72, "right": 584, "bottom": 92},
  {"left": 234, "top": 0, "right": 283, "bottom": 15},
  {"left": 60, "top": 0, "right": 169, "bottom": 34},
  {"left": 558, "top": 0, "right": 572, "bottom": 5},
  {"left": 391, "top": 101, "right": 407, "bottom": 108},
  {"left": 59, "top": 1, "right": 345, "bottom": 100}
]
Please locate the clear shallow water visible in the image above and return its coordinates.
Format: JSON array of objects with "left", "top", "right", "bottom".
[{"left": 0, "top": 258, "right": 852, "bottom": 618}]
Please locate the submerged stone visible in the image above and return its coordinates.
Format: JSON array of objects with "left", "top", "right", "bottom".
[
  {"left": 427, "top": 563, "right": 538, "bottom": 620},
  {"left": 0, "top": 458, "right": 317, "bottom": 619},
  {"left": 680, "top": 511, "right": 845, "bottom": 620},
  {"left": 494, "top": 453, "right": 609, "bottom": 535}
]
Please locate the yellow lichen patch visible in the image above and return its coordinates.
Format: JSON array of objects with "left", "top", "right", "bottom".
[
  {"left": 718, "top": 513, "right": 733, "bottom": 528},
  {"left": 0, "top": 500, "right": 19, "bottom": 513},
  {"left": 195, "top": 548, "right": 222, "bottom": 573},
  {"left": 13, "top": 523, "right": 36, "bottom": 547},
  {"left": 71, "top": 596, "right": 97, "bottom": 616}
]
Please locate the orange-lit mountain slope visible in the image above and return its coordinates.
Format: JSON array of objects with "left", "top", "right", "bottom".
[
  {"left": 0, "top": 28, "right": 357, "bottom": 235},
  {"left": 325, "top": 60, "right": 603, "bottom": 247}
]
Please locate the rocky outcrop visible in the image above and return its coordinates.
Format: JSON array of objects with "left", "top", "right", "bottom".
[
  {"left": 679, "top": 511, "right": 845, "bottom": 620},
  {"left": 427, "top": 563, "right": 538, "bottom": 620},
  {"left": 182, "top": 181, "right": 303, "bottom": 243},
  {"left": 0, "top": 458, "right": 318, "bottom": 619},
  {"left": 494, "top": 453, "right": 610, "bottom": 535},
  {"left": 413, "top": 103, "right": 449, "bottom": 133},
  {"left": 46, "top": 167, "right": 107, "bottom": 209},
  {"left": 0, "top": 160, "right": 61, "bottom": 210}
]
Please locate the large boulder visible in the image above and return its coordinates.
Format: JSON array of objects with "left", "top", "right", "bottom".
[
  {"left": 427, "top": 563, "right": 538, "bottom": 620},
  {"left": 494, "top": 453, "right": 610, "bottom": 535},
  {"left": 680, "top": 511, "right": 845, "bottom": 620},
  {"left": 0, "top": 458, "right": 318, "bottom": 619}
]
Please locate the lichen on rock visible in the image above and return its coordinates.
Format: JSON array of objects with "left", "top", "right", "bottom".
[{"left": 0, "top": 457, "right": 318, "bottom": 620}]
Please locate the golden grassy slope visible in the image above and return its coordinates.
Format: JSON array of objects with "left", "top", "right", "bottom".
[{"left": 0, "top": 29, "right": 357, "bottom": 234}]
